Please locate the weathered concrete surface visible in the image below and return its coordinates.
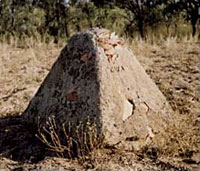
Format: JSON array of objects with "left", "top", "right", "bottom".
[{"left": 23, "top": 28, "right": 173, "bottom": 148}]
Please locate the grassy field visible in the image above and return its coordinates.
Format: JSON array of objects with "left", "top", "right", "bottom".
[{"left": 0, "top": 35, "right": 199, "bottom": 170}]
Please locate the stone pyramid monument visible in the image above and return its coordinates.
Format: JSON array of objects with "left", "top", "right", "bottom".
[{"left": 23, "top": 28, "right": 172, "bottom": 149}]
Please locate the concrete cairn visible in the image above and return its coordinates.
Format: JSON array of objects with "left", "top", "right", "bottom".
[{"left": 23, "top": 28, "right": 173, "bottom": 152}]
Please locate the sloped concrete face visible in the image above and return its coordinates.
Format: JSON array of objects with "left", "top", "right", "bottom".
[
  {"left": 23, "top": 28, "right": 173, "bottom": 148},
  {"left": 23, "top": 31, "right": 103, "bottom": 143}
]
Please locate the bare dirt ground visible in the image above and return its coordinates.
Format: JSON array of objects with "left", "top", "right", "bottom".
[{"left": 0, "top": 36, "right": 199, "bottom": 170}]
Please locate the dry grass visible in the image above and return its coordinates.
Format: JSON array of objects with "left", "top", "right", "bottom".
[
  {"left": 0, "top": 35, "right": 199, "bottom": 170},
  {"left": 0, "top": 37, "right": 63, "bottom": 117},
  {"left": 154, "top": 112, "right": 198, "bottom": 158},
  {"left": 130, "top": 34, "right": 199, "bottom": 162},
  {"left": 36, "top": 116, "right": 104, "bottom": 160}
]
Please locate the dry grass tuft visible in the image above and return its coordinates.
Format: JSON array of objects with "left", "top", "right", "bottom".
[{"left": 36, "top": 116, "right": 104, "bottom": 165}]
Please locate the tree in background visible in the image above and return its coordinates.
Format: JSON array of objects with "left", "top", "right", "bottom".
[
  {"left": 162, "top": 0, "right": 182, "bottom": 35},
  {"left": 0, "top": 0, "right": 45, "bottom": 39},
  {"left": 164, "top": 0, "right": 200, "bottom": 36},
  {"left": 91, "top": 0, "right": 164, "bottom": 38},
  {"left": 180, "top": 0, "right": 199, "bottom": 36},
  {"left": 67, "top": 1, "right": 127, "bottom": 36},
  {"left": 31, "top": 0, "right": 70, "bottom": 42},
  {"left": 0, "top": 0, "right": 199, "bottom": 41}
]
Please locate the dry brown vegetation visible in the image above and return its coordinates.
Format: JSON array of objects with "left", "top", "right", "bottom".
[
  {"left": 0, "top": 35, "right": 199, "bottom": 170},
  {"left": 131, "top": 35, "right": 199, "bottom": 167}
]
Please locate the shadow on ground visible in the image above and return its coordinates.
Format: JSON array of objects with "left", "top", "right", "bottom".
[
  {"left": 0, "top": 114, "right": 196, "bottom": 171},
  {"left": 0, "top": 114, "right": 47, "bottom": 163}
]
